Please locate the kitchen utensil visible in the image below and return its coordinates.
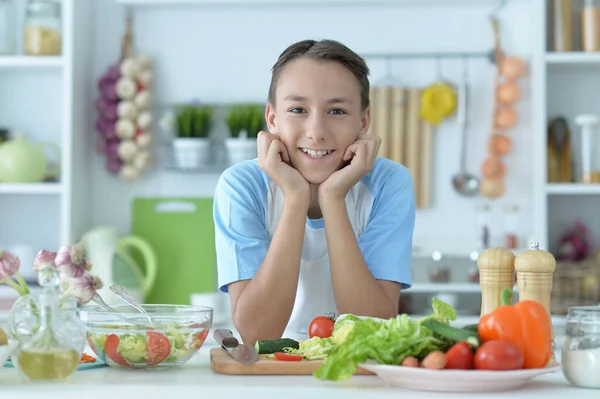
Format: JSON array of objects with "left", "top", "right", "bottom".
[
  {"left": 452, "top": 59, "right": 479, "bottom": 197},
  {"left": 109, "top": 284, "right": 156, "bottom": 327},
  {"left": 131, "top": 198, "right": 216, "bottom": 305},
  {"left": 0, "top": 133, "right": 60, "bottom": 183},
  {"left": 213, "top": 329, "right": 258, "bottom": 365},
  {"left": 209, "top": 347, "right": 374, "bottom": 375},
  {"left": 358, "top": 361, "right": 559, "bottom": 393},
  {"left": 419, "top": 120, "right": 433, "bottom": 207},
  {"left": 79, "top": 304, "right": 212, "bottom": 369},
  {"left": 373, "top": 86, "right": 391, "bottom": 158},
  {"left": 477, "top": 247, "right": 516, "bottom": 317},
  {"left": 575, "top": 114, "right": 600, "bottom": 183},
  {"left": 514, "top": 242, "right": 557, "bottom": 349},
  {"left": 90, "top": 293, "right": 149, "bottom": 329},
  {"left": 81, "top": 225, "right": 157, "bottom": 306},
  {"left": 406, "top": 88, "right": 421, "bottom": 205},
  {"left": 388, "top": 87, "right": 406, "bottom": 164}
]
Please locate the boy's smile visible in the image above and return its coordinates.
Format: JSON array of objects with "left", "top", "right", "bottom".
[{"left": 266, "top": 57, "right": 370, "bottom": 184}]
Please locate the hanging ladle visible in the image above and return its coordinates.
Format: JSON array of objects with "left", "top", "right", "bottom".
[{"left": 452, "top": 56, "right": 480, "bottom": 196}]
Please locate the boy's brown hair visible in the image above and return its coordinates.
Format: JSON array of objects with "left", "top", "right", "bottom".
[{"left": 268, "top": 39, "right": 371, "bottom": 110}]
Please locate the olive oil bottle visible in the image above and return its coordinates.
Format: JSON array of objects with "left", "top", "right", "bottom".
[{"left": 15, "top": 267, "right": 81, "bottom": 381}]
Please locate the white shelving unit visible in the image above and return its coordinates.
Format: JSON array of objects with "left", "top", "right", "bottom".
[
  {"left": 0, "top": 0, "right": 93, "bottom": 260},
  {"left": 533, "top": 0, "right": 600, "bottom": 252}
]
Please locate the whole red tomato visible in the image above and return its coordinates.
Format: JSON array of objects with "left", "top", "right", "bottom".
[
  {"left": 308, "top": 316, "right": 335, "bottom": 339},
  {"left": 445, "top": 342, "right": 474, "bottom": 369},
  {"left": 474, "top": 340, "right": 524, "bottom": 371}
]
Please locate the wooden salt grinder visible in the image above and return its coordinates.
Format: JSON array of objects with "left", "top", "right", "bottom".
[
  {"left": 477, "top": 247, "right": 516, "bottom": 317},
  {"left": 514, "top": 241, "right": 557, "bottom": 350}
]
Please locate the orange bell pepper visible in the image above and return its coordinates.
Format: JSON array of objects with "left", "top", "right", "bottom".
[{"left": 478, "top": 287, "right": 552, "bottom": 369}]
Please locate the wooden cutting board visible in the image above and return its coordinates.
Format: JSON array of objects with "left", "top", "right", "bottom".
[{"left": 209, "top": 347, "right": 374, "bottom": 376}]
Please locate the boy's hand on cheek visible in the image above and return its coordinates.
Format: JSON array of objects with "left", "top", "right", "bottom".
[
  {"left": 318, "top": 134, "right": 381, "bottom": 204},
  {"left": 257, "top": 131, "right": 310, "bottom": 204}
]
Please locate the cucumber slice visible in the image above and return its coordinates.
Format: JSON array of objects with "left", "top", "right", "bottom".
[
  {"left": 421, "top": 319, "right": 480, "bottom": 348},
  {"left": 254, "top": 338, "right": 300, "bottom": 354}
]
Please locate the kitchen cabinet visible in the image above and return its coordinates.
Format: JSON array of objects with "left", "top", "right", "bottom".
[{"left": 0, "top": 0, "right": 94, "bottom": 255}]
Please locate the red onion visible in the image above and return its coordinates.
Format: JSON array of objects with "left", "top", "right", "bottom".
[
  {"left": 107, "top": 158, "right": 122, "bottom": 174},
  {"left": 95, "top": 138, "right": 107, "bottom": 154},
  {"left": 63, "top": 272, "right": 104, "bottom": 304}
]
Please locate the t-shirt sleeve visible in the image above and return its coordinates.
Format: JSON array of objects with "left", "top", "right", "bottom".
[
  {"left": 213, "top": 162, "right": 271, "bottom": 293},
  {"left": 357, "top": 165, "right": 415, "bottom": 289}
]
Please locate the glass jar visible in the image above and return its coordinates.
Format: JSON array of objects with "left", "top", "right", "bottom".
[
  {"left": 551, "top": 0, "right": 574, "bottom": 51},
  {"left": 574, "top": 114, "right": 600, "bottom": 183},
  {"left": 581, "top": 0, "right": 600, "bottom": 52},
  {"left": 24, "top": 0, "right": 62, "bottom": 56},
  {"left": 561, "top": 306, "right": 600, "bottom": 389}
]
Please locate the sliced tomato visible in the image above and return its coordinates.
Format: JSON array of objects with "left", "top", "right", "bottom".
[
  {"left": 146, "top": 331, "right": 171, "bottom": 365},
  {"left": 104, "top": 334, "right": 130, "bottom": 367},
  {"left": 274, "top": 352, "right": 303, "bottom": 361},
  {"left": 191, "top": 329, "right": 209, "bottom": 350}
]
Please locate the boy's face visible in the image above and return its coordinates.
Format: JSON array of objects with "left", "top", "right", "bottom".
[{"left": 266, "top": 58, "right": 370, "bottom": 184}]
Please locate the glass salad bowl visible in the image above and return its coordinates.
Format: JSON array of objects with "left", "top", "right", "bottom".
[{"left": 77, "top": 304, "right": 213, "bottom": 368}]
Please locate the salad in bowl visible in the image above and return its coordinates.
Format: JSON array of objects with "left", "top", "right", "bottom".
[{"left": 78, "top": 304, "right": 212, "bottom": 368}]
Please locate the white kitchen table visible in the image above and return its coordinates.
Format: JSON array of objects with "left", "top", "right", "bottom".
[{"left": 1, "top": 344, "right": 599, "bottom": 399}]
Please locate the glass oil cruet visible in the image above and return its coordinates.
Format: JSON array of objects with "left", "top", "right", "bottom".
[{"left": 15, "top": 266, "right": 80, "bottom": 381}]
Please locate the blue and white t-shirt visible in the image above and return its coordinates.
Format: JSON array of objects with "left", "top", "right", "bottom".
[{"left": 213, "top": 157, "right": 415, "bottom": 341}]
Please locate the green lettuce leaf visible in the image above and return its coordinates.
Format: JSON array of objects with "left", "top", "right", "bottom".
[{"left": 313, "top": 314, "right": 444, "bottom": 381}]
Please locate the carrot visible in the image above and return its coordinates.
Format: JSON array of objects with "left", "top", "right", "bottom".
[
  {"left": 420, "top": 351, "right": 446, "bottom": 369},
  {"left": 80, "top": 353, "right": 96, "bottom": 363}
]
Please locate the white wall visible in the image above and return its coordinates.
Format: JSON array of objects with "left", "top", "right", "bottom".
[{"left": 88, "top": 0, "right": 536, "bottom": 255}]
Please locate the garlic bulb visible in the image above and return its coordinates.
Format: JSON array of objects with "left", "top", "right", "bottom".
[
  {"left": 134, "top": 90, "right": 152, "bottom": 110},
  {"left": 117, "top": 101, "right": 138, "bottom": 120},
  {"left": 116, "top": 77, "right": 137, "bottom": 100},
  {"left": 136, "top": 132, "right": 152, "bottom": 149},
  {"left": 115, "top": 119, "right": 136, "bottom": 140},
  {"left": 55, "top": 244, "right": 89, "bottom": 278},
  {"left": 117, "top": 140, "right": 138, "bottom": 162},
  {"left": 120, "top": 57, "right": 140, "bottom": 78},
  {"left": 120, "top": 164, "right": 141, "bottom": 181},
  {"left": 135, "top": 55, "right": 151, "bottom": 70},
  {"left": 137, "top": 111, "right": 153, "bottom": 130},
  {"left": 0, "top": 249, "right": 20, "bottom": 279},
  {"left": 133, "top": 151, "right": 151, "bottom": 170},
  {"left": 64, "top": 272, "right": 104, "bottom": 304},
  {"left": 138, "top": 70, "right": 153, "bottom": 87},
  {"left": 33, "top": 249, "right": 57, "bottom": 272}
]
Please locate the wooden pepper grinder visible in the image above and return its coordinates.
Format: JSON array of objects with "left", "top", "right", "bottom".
[
  {"left": 477, "top": 247, "right": 516, "bottom": 317},
  {"left": 514, "top": 241, "right": 557, "bottom": 355}
]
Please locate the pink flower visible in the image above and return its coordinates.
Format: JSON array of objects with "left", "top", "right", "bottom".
[
  {"left": 63, "top": 272, "right": 104, "bottom": 304},
  {"left": 33, "top": 250, "right": 57, "bottom": 272},
  {"left": 0, "top": 249, "right": 20, "bottom": 279},
  {"left": 55, "top": 243, "right": 89, "bottom": 278}
]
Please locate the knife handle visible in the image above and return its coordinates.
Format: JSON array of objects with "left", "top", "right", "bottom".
[{"left": 213, "top": 328, "right": 239, "bottom": 348}]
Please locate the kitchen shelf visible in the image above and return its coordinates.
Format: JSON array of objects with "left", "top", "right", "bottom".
[
  {"left": 545, "top": 51, "right": 600, "bottom": 65},
  {"left": 115, "top": 0, "right": 502, "bottom": 6},
  {"left": 0, "top": 56, "right": 63, "bottom": 69},
  {"left": 0, "top": 183, "right": 62, "bottom": 195},
  {"left": 545, "top": 183, "right": 600, "bottom": 195}
]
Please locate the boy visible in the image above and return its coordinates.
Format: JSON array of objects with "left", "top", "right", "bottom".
[{"left": 213, "top": 39, "right": 415, "bottom": 344}]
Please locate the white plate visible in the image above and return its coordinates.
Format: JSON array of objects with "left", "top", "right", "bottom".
[{"left": 358, "top": 362, "right": 561, "bottom": 392}]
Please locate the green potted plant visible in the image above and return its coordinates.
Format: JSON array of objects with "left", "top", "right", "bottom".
[
  {"left": 170, "top": 103, "right": 214, "bottom": 169},
  {"left": 225, "top": 103, "right": 265, "bottom": 165}
]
